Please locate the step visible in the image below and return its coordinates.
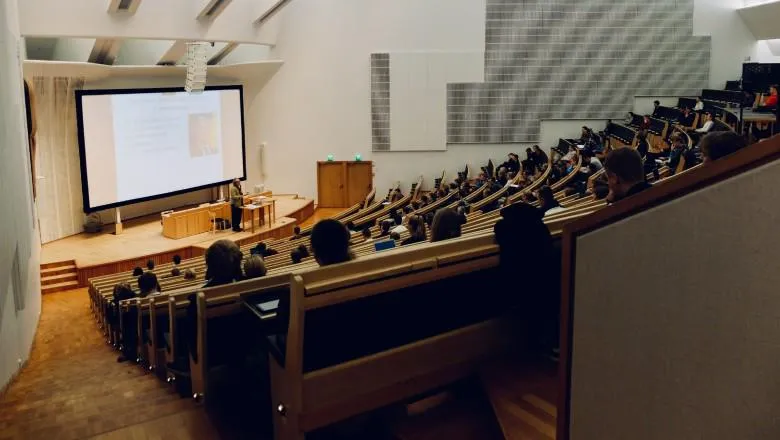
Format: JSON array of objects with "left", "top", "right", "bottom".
[
  {"left": 41, "top": 280, "right": 79, "bottom": 294},
  {"left": 41, "top": 272, "right": 78, "bottom": 286},
  {"left": 40, "top": 260, "right": 76, "bottom": 270},
  {"left": 480, "top": 359, "right": 558, "bottom": 440},
  {"left": 41, "top": 264, "right": 77, "bottom": 276}
]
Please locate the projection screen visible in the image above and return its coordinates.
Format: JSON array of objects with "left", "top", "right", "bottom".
[{"left": 75, "top": 85, "right": 246, "bottom": 213}]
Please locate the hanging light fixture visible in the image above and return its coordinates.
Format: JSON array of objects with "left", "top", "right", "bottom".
[{"left": 185, "top": 42, "right": 209, "bottom": 93}]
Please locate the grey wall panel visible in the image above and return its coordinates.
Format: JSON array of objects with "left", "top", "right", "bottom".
[{"left": 448, "top": 0, "right": 710, "bottom": 144}]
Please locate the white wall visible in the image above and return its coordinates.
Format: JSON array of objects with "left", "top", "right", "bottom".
[
  {"left": 114, "top": 39, "right": 176, "bottom": 65},
  {"left": 694, "top": 0, "right": 759, "bottom": 89},
  {"left": 51, "top": 37, "right": 94, "bottom": 62},
  {"left": 0, "top": 0, "right": 42, "bottom": 392},
  {"left": 18, "top": 0, "right": 280, "bottom": 45},
  {"left": 756, "top": 40, "right": 780, "bottom": 63}
]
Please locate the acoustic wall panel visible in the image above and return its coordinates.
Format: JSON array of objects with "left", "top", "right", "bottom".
[
  {"left": 370, "top": 53, "right": 391, "bottom": 151},
  {"left": 447, "top": 0, "right": 710, "bottom": 144}
]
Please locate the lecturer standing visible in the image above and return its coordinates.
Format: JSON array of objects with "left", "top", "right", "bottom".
[{"left": 230, "top": 178, "right": 243, "bottom": 232}]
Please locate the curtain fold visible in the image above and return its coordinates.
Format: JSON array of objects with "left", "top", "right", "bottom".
[{"left": 33, "top": 76, "right": 85, "bottom": 244}]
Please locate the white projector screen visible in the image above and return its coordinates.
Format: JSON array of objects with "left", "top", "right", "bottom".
[{"left": 76, "top": 86, "right": 246, "bottom": 212}]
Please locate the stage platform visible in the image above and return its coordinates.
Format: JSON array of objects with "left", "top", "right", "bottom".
[{"left": 41, "top": 195, "right": 314, "bottom": 285}]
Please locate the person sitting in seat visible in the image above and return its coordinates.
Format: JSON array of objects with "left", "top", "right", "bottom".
[
  {"left": 311, "top": 219, "right": 354, "bottom": 266},
  {"left": 243, "top": 255, "right": 267, "bottom": 279},
  {"left": 604, "top": 147, "right": 652, "bottom": 204},
  {"left": 694, "top": 97, "right": 704, "bottom": 111},
  {"left": 757, "top": 85, "right": 778, "bottom": 111},
  {"left": 361, "top": 227, "right": 373, "bottom": 243},
  {"left": 183, "top": 269, "right": 196, "bottom": 280},
  {"left": 297, "top": 244, "right": 310, "bottom": 259},
  {"left": 138, "top": 272, "right": 160, "bottom": 298},
  {"left": 132, "top": 266, "right": 143, "bottom": 277},
  {"left": 678, "top": 107, "right": 696, "bottom": 128},
  {"left": 203, "top": 239, "right": 244, "bottom": 287},
  {"left": 700, "top": 131, "right": 749, "bottom": 163},
  {"left": 497, "top": 168, "right": 508, "bottom": 186},
  {"left": 538, "top": 185, "right": 566, "bottom": 216},
  {"left": 531, "top": 145, "right": 549, "bottom": 171},
  {"left": 389, "top": 231, "right": 401, "bottom": 241},
  {"left": 636, "top": 130, "right": 650, "bottom": 159},
  {"left": 401, "top": 215, "right": 427, "bottom": 246},
  {"left": 252, "top": 242, "right": 278, "bottom": 258},
  {"left": 652, "top": 100, "right": 661, "bottom": 118},
  {"left": 113, "top": 282, "right": 137, "bottom": 363},
  {"left": 290, "top": 249, "right": 303, "bottom": 264},
  {"left": 290, "top": 226, "right": 302, "bottom": 241},
  {"left": 146, "top": 259, "right": 155, "bottom": 272},
  {"left": 688, "top": 112, "right": 715, "bottom": 145},
  {"left": 378, "top": 220, "right": 392, "bottom": 238},
  {"left": 497, "top": 153, "right": 520, "bottom": 176},
  {"left": 390, "top": 188, "right": 404, "bottom": 202},
  {"left": 430, "top": 208, "right": 464, "bottom": 243},
  {"left": 171, "top": 255, "right": 182, "bottom": 277}
]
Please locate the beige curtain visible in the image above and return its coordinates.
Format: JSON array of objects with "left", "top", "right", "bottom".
[{"left": 33, "top": 76, "right": 85, "bottom": 244}]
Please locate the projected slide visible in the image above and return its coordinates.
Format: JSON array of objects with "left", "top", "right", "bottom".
[{"left": 76, "top": 86, "right": 245, "bottom": 212}]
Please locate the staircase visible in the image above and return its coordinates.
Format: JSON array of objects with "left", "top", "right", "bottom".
[
  {"left": 480, "top": 358, "right": 558, "bottom": 440},
  {"left": 40, "top": 260, "right": 79, "bottom": 294}
]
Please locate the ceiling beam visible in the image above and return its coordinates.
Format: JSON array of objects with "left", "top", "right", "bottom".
[
  {"left": 207, "top": 42, "right": 238, "bottom": 65},
  {"left": 253, "top": 0, "right": 293, "bottom": 26},
  {"left": 157, "top": 40, "right": 188, "bottom": 65},
  {"left": 88, "top": 38, "right": 122, "bottom": 65},
  {"left": 196, "top": 0, "right": 233, "bottom": 21},
  {"left": 107, "top": 0, "right": 142, "bottom": 14}
]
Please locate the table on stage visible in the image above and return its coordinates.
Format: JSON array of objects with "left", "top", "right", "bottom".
[
  {"left": 161, "top": 202, "right": 230, "bottom": 239},
  {"left": 242, "top": 198, "right": 276, "bottom": 233}
]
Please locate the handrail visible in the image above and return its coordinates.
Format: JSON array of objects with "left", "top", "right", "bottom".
[{"left": 557, "top": 134, "right": 780, "bottom": 439}]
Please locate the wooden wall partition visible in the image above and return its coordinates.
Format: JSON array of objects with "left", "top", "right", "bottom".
[{"left": 317, "top": 161, "right": 373, "bottom": 208}]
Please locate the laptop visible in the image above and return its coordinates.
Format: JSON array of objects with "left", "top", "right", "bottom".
[{"left": 374, "top": 240, "right": 396, "bottom": 252}]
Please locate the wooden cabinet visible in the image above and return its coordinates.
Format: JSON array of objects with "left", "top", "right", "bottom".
[{"left": 317, "top": 161, "right": 373, "bottom": 208}]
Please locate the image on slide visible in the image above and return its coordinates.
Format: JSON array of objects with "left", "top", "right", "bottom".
[{"left": 188, "top": 113, "right": 220, "bottom": 158}]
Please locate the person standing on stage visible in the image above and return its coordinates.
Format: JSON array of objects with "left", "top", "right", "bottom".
[{"left": 230, "top": 178, "right": 243, "bottom": 232}]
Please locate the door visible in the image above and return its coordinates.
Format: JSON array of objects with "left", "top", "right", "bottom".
[
  {"left": 346, "top": 162, "right": 373, "bottom": 207},
  {"left": 317, "top": 162, "right": 346, "bottom": 208}
]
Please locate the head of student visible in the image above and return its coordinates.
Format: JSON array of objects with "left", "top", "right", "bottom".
[
  {"left": 700, "top": 131, "right": 749, "bottom": 163},
  {"left": 430, "top": 208, "right": 463, "bottom": 242},
  {"left": 137, "top": 272, "right": 159, "bottom": 297},
  {"left": 653, "top": 100, "right": 660, "bottom": 107},
  {"left": 297, "top": 244, "right": 310, "bottom": 258},
  {"left": 146, "top": 259, "right": 155, "bottom": 271},
  {"left": 508, "top": 153, "right": 519, "bottom": 163},
  {"left": 362, "top": 227, "right": 372, "bottom": 240},
  {"left": 183, "top": 269, "right": 196, "bottom": 280},
  {"left": 407, "top": 214, "right": 427, "bottom": 240},
  {"left": 532, "top": 145, "right": 542, "bottom": 154},
  {"left": 243, "top": 255, "right": 267, "bottom": 279},
  {"left": 204, "top": 239, "right": 243, "bottom": 285},
  {"left": 293, "top": 226, "right": 301, "bottom": 235},
  {"left": 538, "top": 185, "right": 558, "bottom": 210},
  {"left": 390, "top": 231, "right": 401, "bottom": 241},
  {"left": 770, "top": 85, "right": 778, "bottom": 96},
  {"left": 604, "top": 147, "right": 645, "bottom": 202},
  {"left": 310, "top": 219, "right": 353, "bottom": 266},
  {"left": 132, "top": 266, "right": 143, "bottom": 277},
  {"left": 290, "top": 249, "right": 302, "bottom": 264},
  {"left": 704, "top": 111, "right": 713, "bottom": 121}
]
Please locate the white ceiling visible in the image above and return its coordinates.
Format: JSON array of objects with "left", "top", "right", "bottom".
[{"left": 738, "top": 1, "right": 780, "bottom": 40}]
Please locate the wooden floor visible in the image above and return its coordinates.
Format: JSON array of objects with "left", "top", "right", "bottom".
[
  {"left": 0, "top": 288, "right": 219, "bottom": 440},
  {"left": 41, "top": 196, "right": 310, "bottom": 267},
  {"left": 298, "top": 207, "right": 345, "bottom": 228}
]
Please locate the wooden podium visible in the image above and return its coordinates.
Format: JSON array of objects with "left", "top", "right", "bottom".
[{"left": 317, "top": 161, "right": 373, "bottom": 208}]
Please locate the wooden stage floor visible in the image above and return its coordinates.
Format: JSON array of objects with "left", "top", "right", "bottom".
[{"left": 41, "top": 195, "right": 312, "bottom": 267}]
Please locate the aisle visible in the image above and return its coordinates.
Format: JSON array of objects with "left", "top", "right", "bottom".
[{"left": 0, "top": 289, "right": 218, "bottom": 440}]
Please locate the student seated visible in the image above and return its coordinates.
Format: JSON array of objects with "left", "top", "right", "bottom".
[
  {"left": 667, "top": 132, "right": 698, "bottom": 174},
  {"left": 310, "top": 219, "right": 354, "bottom": 266},
  {"left": 132, "top": 266, "right": 143, "bottom": 277},
  {"left": 538, "top": 185, "right": 565, "bottom": 216},
  {"left": 604, "top": 147, "right": 652, "bottom": 203},
  {"left": 290, "top": 226, "right": 302, "bottom": 241},
  {"left": 361, "top": 227, "right": 373, "bottom": 243},
  {"left": 430, "top": 208, "right": 463, "bottom": 242},
  {"left": 113, "top": 282, "right": 137, "bottom": 362},
  {"left": 389, "top": 231, "right": 401, "bottom": 241},
  {"left": 171, "top": 255, "right": 182, "bottom": 277},
  {"left": 243, "top": 255, "right": 267, "bottom": 279},
  {"left": 297, "top": 244, "right": 310, "bottom": 258},
  {"left": 290, "top": 249, "right": 303, "bottom": 264},
  {"left": 378, "top": 220, "right": 392, "bottom": 237},
  {"left": 700, "top": 131, "right": 749, "bottom": 163},
  {"left": 401, "top": 215, "right": 427, "bottom": 246},
  {"left": 687, "top": 111, "right": 714, "bottom": 144},
  {"left": 146, "top": 259, "right": 155, "bottom": 271},
  {"left": 756, "top": 85, "right": 778, "bottom": 111},
  {"left": 183, "top": 269, "right": 197, "bottom": 280},
  {"left": 138, "top": 272, "right": 160, "bottom": 298},
  {"left": 203, "top": 239, "right": 244, "bottom": 287},
  {"left": 678, "top": 106, "right": 695, "bottom": 128},
  {"left": 252, "top": 242, "right": 278, "bottom": 258}
]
